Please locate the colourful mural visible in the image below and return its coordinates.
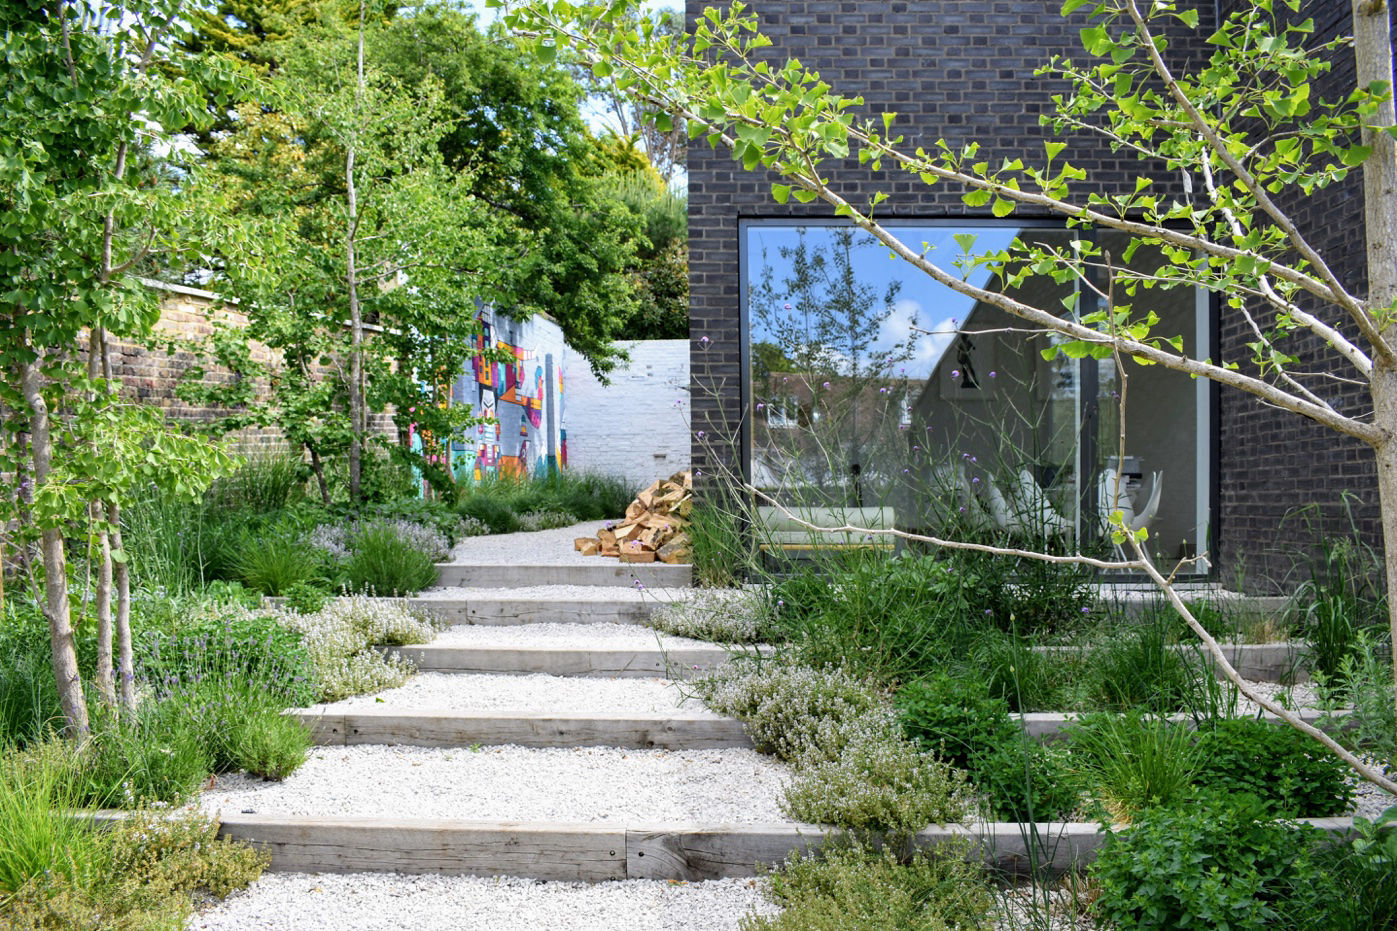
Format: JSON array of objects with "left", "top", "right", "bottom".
[{"left": 451, "top": 310, "right": 566, "bottom": 482}]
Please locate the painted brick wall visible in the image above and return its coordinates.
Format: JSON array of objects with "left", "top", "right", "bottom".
[{"left": 564, "top": 340, "right": 691, "bottom": 485}]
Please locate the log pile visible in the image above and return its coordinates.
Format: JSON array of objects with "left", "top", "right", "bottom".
[{"left": 573, "top": 471, "right": 693, "bottom": 564}]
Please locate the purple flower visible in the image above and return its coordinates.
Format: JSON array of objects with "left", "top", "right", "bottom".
[
  {"left": 697, "top": 430, "right": 705, "bottom": 438},
  {"left": 822, "top": 381, "right": 831, "bottom": 389},
  {"left": 951, "top": 369, "right": 960, "bottom": 378},
  {"left": 988, "top": 371, "right": 997, "bottom": 379},
  {"left": 958, "top": 506, "right": 966, "bottom": 513},
  {"left": 971, "top": 476, "right": 980, "bottom": 484},
  {"left": 756, "top": 402, "right": 765, "bottom": 410},
  {"left": 783, "top": 303, "right": 793, "bottom": 310},
  {"left": 984, "top": 609, "right": 993, "bottom": 616}
]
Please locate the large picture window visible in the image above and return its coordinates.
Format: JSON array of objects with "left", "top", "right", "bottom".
[{"left": 742, "top": 221, "right": 1213, "bottom": 571}]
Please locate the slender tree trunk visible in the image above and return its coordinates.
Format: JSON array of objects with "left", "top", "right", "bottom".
[
  {"left": 87, "top": 330, "right": 114, "bottom": 705},
  {"left": 19, "top": 354, "right": 88, "bottom": 736},
  {"left": 108, "top": 500, "right": 133, "bottom": 710},
  {"left": 345, "top": 0, "right": 367, "bottom": 504},
  {"left": 307, "top": 442, "right": 332, "bottom": 507},
  {"left": 1353, "top": 0, "right": 1397, "bottom": 723}
]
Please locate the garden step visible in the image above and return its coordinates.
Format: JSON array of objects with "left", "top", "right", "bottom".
[
  {"left": 292, "top": 709, "right": 754, "bottom": 750},
  {"left": 433, "top": 561, "right": 691, "bottom": 590},
  {"left": 389, "top": 643, "right": 740, "bottom": 678},
  {"left": 409, "top": 585, "right": 681, "bottom": 626},
  {"left": 1018, "top": 707, "right": 1349, "bottom": 741},
  {"left": 210, "top": 814, "right": 1356, "bottom": 881}
]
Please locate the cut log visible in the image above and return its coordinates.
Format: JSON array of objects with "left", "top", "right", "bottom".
[
  {"left": 619, "top": 549, "right": 657, "bottom": 564},
  {"left": 578, "top": 539, "right": 601, "bottom": 557},
  {"left": 657, "top": 536, "right": 691, "bottom": 564}
]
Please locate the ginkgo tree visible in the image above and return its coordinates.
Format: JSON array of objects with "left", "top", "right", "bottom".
[
  {"left": 501, "top": 0, "right": 1397, "bottom": 792},
  {"left": 1, "top": 0, "right": 251, "bottom": 733}
]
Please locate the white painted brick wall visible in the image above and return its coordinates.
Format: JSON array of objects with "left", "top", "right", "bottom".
[{"left": 564, "top": 340, "right": 690, "bottom": 485}]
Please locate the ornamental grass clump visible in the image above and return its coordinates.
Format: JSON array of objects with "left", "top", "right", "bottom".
[
  {"left": 648, "top": 589, "right": 776, "bottom": 643},
  {"left": 281, "top": 595, "right": 442, "bottom": 702}
]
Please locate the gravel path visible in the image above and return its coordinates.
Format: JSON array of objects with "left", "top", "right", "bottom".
[
  {"left": 427, "top": 622, "right": 717, "bottom": 650},
  {"left": 201, "top": 746, "right": 791, "bottom": 823},
  {"left": 314, "top": 672, "right": 718, "bottom": 716},
  {"left": 448, "top": 522, "right": 621, "bottom": 565},
  {"left": 189, "top": 874, "right": 776, "bottom": 931}
]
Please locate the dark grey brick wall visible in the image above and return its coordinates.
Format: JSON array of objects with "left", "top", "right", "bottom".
[
  {"left": 687, "top": 0, "right": 1382, "bottom": 588},
  {"left": 1213, "top": 0, "right": 1385, "bottom": 589}
]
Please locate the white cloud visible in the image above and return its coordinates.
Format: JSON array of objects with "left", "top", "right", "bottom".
[{"left": 881, "top": 299, "right": 956, "bottom": 375}]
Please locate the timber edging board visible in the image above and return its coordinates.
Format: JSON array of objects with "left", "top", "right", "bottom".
[
  {"left": 406, "top": 597, "right": 660, "bottom": 626},
  {"left": 291, "top": 709, "right": 755, "bottom": 749},
  {"left": 433, "top": 562, "right": 692, "bottom": 589},
  {"left": 203, "top": 815, "right": 1356, "bottom": 880},
  {"left": 389, "top": 644, "right": 739, "bottom": 678}
]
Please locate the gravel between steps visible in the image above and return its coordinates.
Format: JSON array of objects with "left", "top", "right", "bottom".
[
  {"left": 447, "top": 521, "right": 627, "bottom": 565},
  {"left": 425, "top": 622, "right": 722, "bottom": 650},
  {"left": 201, "top": 746, "right": 791, "bottom": 823},
  {"left": 313, "top": 672, "right": 719, "bottom": 716},
  {"left": 188, "top": 873, "right": 776, "bottom": 931}
]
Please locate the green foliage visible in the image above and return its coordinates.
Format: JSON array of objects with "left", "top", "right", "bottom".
[
  {"left": 688, "top": 500, "right": 747, "bottom": 588},
  {"left": 897, "top": 674, "right": 1017, "bottom": 769},
  {"left": 344, "top": 523, "right": 440, "bottom": 595},
  {"left": 1193, "top": 717, "right": 1353, "bottom": 817},
  {"left": 207, "top": 452, "right": 308, "bottom": 514},
  {"left": 458, "top": 493, "right": 522, "bottom": 535},
  {"left": 0, "top": 633, "right": 61, "bottom": 748},
  {"left": 283, "top": 581, "right": 332, "bottom": 614},
  {"left": 454, "top": 470, "right": 637, "bottom": 535},
  {"left": 1068, "top": 712, "right": 1205, "bottom": 818},
  {"left": 897, "top": 674, "right": 1079, "bottom": 820},
  {"left": 228, "top": 526, "right": 330, "bottom": 595},
  {"left": 223, "top": 711, "right": 311, "bottom": 781},
  {"left": 972, "top": 740, "right": 1081, "bottom": 822},
  {"left": 0, "top": 749, "right": 265, "bottom": 931},
  {"left": 1321, "top": 630, "right": 1397, "bottom": 765},
  {"left": 1090, "top": 795, "right": 1327, "bottom": 931},
  {"left": 1313, "top": 806, "right": 1397, "bottom": 930},
  {"left": 742, "top": 840, "right": 993, "bottom": 931},
  {"left": 1076, "top": 619, "right": 1207, "bottom": 713}
]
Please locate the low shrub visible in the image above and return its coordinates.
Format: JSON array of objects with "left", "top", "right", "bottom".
[
  {"left": 1076, "top": 620, "right": 1206, "bottom": 713},
  {"left": 1312, "top": 805, "right": 1397, "bottom": 930},
  {"left": 224, "top": 710, "right": 311, "bottom": 780},
  {"left": 0, "top": 743, "right": 106, "bottom": 898},
  {"left": 1322, "top": 630, "right": 1396, "bottom": 765},
  {"left": 1090, "top": 794, "right": 1326, "bottom": 931},
  {"left": 76, "top": 704, "right": 214, "bottom": 807},
  {"left": 647, "top": 590, "right": 776, "bottom": 643},
  {"left": 973, "top": 741, "right": 1082, "bottom": 822},
  {"left": 697, "top": 661, "right": 892, "bottom": 761},
  {"left": 310, "top": 518, "right": 452, "bottom": 563},
  {"left": 344, "top": 523, "right": 440, "bottom": 595},
  {"left": 4, "top": 806, "right": 265, "bottom": 930},
  {"left": 781, "top": 721, "right": 973, "bottom": 842},
  {"left": 0, "top": 634, "right": 61, "bottom": 747},
  {"left": 1193, "top": 717, "right": 1353, "bottom": 817},
  {"left": 897, "top": 674, "right": 1018, "bottom": 769},
  {"left": 742, "top": 839, "right": 993, "bottom": 931},
  {"left": 281, "top": 595, "right": 441, "bottom": 701},
  {"left": 457, "top": 493, "right": 521, "bottom": 534},
  {"left": 1068, "top": 712, "right": 1205, "bottom": 818},
  {"left": 516, "top": 509, "right": 580, "bottom": 531},
  {"left": 228, "top": 526, "right": 328, "bottom": 595}
]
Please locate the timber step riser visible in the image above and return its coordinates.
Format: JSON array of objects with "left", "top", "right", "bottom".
[
  {"left": 292, "top": 711, "right": 754, "bottom": 750},
  {"left": 389, "top": 645, "right": 735, "bottom": 679},
  {"left": 214, "top": 815, "right": 1355, "bottom": 881},
  {"left": 407, "top": 599, "right": 655, "bottom": 627},
  {"left": 433, "top": 563, "right": 692, "bottom": 589}
]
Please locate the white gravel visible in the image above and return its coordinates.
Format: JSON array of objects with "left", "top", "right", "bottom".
[
  {"left": 201, "top": 745, "right": 791, "bottom": 823},
  {"left": 313, "top": 672, "right": 718, "bottom": 717},
  {"left": 189, "top": 873, "right": 776, "bottom": 931},
  {"left": 448, "top": 522, "right": 625, "bottom": 565},
  {"left": 427, "top": 622, "right": 718, "bottom": 650},
  {"left": 1230, "top": 678, "right": 1325, "bottom": 716}
]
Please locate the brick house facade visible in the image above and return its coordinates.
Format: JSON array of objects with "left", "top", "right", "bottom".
[{"left": 687, "top": 0, "right": 1384, "bottom": 587}]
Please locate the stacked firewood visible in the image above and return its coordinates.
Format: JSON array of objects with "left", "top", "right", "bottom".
[{"left": 574, "top": 471, "right": 693, "bottom": 564}]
